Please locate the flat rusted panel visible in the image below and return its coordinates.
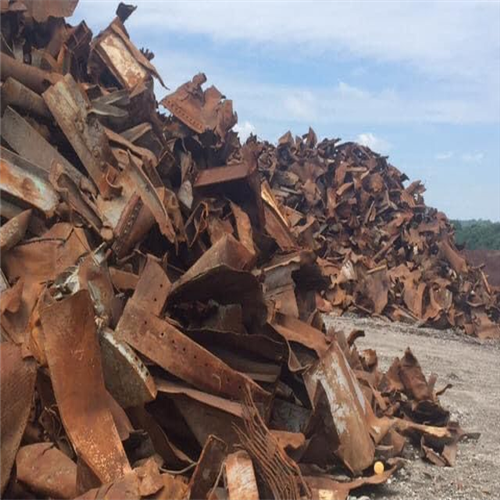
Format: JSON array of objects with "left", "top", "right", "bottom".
[
  {"left": 99, "top": 32, "right": 148, "bottom": 89},
  {"left": 40, "top": 290, "right": 131, "bottom": 484},
  {"left": 22, "top": 0, "right": 79, "bottom": 21},
  {"left": 1, "top": 111, "right": 87, "bottom": 189},
  {"left": 43, "top": 75, "right": 113, "bottom": 196},
  {"left": 303, "top": 341, "right": 375, "bottom": 474},
  {"left": 116, "top": 300, "right": 270, "bottom": 403},
  {"left": 125, "top": 152, "right": 176, "bottom": 243},
  {"left": 91, "top": 22, "right": 164, "bottom": 90},
  {"left": 0, "top": 343, "right": 36, "bottom": 494},
  {"left": 0, "top": 147, "right": 59, "bottom": 216}
]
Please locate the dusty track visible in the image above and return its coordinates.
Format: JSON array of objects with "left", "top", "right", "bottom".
[{"left": 324, "top": 315, "right": 500, "bottom": 500}]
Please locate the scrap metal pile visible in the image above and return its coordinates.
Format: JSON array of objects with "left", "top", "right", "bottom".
[{"left": 0, "top": 2, "right": 491, "bottom": 499}]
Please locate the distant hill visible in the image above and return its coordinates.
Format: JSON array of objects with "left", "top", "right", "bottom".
[{"left": 451, "top": 219, "right": 500, "bottom": 250}]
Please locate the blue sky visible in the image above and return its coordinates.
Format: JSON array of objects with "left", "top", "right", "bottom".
[{"left": 71, "top": 1, "right": 500, "bottom": 220}]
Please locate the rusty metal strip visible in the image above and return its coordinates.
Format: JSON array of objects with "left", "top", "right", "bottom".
[
  {"left": 171, "top": 234, "right": 255, "bottom": 293},
  {"left": 195, "top": 162, "right": 254, "bottom": 188},
  {"left": 125, "top": 152, "right": 176, "bottom": 243},
  {"left": 49, "top": 162, "right": 104, "bottom": 234},
  {"left": 155, "top": 379, "right": 244, "bottom": 418},
  {"left": 270, "top": 313, "right": 330, "bottom": 358},
  {"left": 1, "top": 77, "right": 51, "bottom": 117},
  {"left": 230, "top": 201, "right": 256, "bottom": 258},
  {"left": 40, "top": 290, "right": 131, "bottom": 484},
  {"left": 131, "top": 256, "right": 171, "bottom": 315},
  {"left": 0, "top": 343, "right": 36, "bottom": 494},
  {"left": 0, "top": 53, "right": 62, "bottom": 94},
  {"left": 0, "top": 110, "right": 88, "bottom": 190},
  {"left": 0, "top": 209, "right": 31, "bottom": 253},
  {"left": 224, "top": 451, "right": 259, "bottom": 500},
  {"left": 188, "top": 435, "right": 227, "bottom": 500},
  {"left": 116, "top": 300, "right": 270, "bottom": 403},
  {"left": 0, "top": 148, "right": 59, "bottom": 217},
  {"left": 42, "top": 74, "right": 113, "bottom": 196}
]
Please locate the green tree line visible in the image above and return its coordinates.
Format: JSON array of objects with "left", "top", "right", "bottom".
[{"left": 451, "top": 220, "right": 500, "bottom": 250}]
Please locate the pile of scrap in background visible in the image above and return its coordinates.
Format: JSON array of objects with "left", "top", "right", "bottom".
[{"left": 0, "top": 2, "right": 488, "bottom": 499}]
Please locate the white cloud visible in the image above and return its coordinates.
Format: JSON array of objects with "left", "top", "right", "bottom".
[
  {"left": 71, "top": 2, "right": 500, "bottom": 130},
  {"left": 74, "top": 1, "right": 500, "bottom": 87},
  {"left": 283, "top": 91, "right": 317, "bottom": 122},
  {"left": 435, "top": 151, "right": 454, "bottom": 160},
  {"left": 461, "top": 152, "right": 484, "bottom": 163},
  {"left": 356, "top": 133, "right": 392, "bottom": 154},
  {"left": 233, "top": 121, "right": 256, "bottom": 141}
]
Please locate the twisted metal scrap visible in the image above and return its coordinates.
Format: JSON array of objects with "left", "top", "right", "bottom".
[{"left": 234, "top": 386, "right": 311, "bottom": 500}]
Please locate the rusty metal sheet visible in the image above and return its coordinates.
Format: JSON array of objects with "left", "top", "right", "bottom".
[
  {"left": 40, "top": 290, "right": 131, "bottom": 483},
  {"left": 172, "top": 234, "right": 254, "bottom": 290},
  {"left": 0, "top": 146, "right": 59, "bottom": 216},
  {"left": 91, "top": 22, "right": 165, "bottom": 90},
  {"left": 107, "top": 193, "right": 155, "bottom": 258},
  {"left": 188, "top": 435, "right": 227, "bottom": 500},
  {"left": 195, "top": 161, "right": 255, "bottom": 188},
  {"left": 21, "top": 0, "right": 79, "bottom": 21},
  {"left": 1, "top": 77, "right": 51, "bottom": 117},
  {"left": 16, "top": 443, "right": 78, "bottom": 499},
  {"left": 131, "top": 256, "right": 171, "bottom": 314},
  {"left": 0, "top": 278, "right": 23, "bottom": 318},
  {"left": 161, "top": 73, "right": 236, "bottom": 137},
  {"left": 0, "top": 208, "right": 31, "bottom": 252},
  {"left": 43, "top": 74, "right": 114, "bottom": 197},
  {"left": 0, "top": 111, "right": 88, "bottom": 190},
  {"left": 303, "top": 341, "right": 375, "bottom": 474},
  {"left": 224, "top": 451, "right": 259, "bottom": 500},
  {"left": 271, "top": 313, "right": 330, "bottom": 358},
  {"left": 109, "top": 266, "right": 139, "bottom": 291},
  {"left": 100, "top": 327, "right": 157, "bottom": 408},
  {"left": 262, "top": 254, "right": 301, "bottom": 317},
  {"left": 116, "top": 300, "right": 270, "bottom": 403},
  {"left": 0, "top": 343, "right": 36, "bottom": 494},
  {"left": 49, "top": 162, "right": 105, "bottom": 235},
  {"left": 2, "top": 224, "right": 90, "bottom": 344},
  {"left": 230, "top": 201, "right": 256, "bottom": 258},
  {"left": 156, "top": 379, "right": 245, "bottom": 418},
  {"left": 125, "top": 152, "right": 176, "bottom": 243}
]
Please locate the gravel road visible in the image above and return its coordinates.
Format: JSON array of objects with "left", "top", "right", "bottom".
[{"left": 324, "top": 315, "right": 500, "bottom": 500}]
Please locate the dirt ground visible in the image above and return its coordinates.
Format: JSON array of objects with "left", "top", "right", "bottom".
[{"left": 323, "top": 315, "right": 500, "bottom": 500}]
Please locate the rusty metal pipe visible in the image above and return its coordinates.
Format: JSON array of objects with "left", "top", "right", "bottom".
[
  {"left": 1, "top": 54, "right": 62, "bottom": 94},
  {"left": 1, "top": 77, "right": 51, "bottom": 118}
]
